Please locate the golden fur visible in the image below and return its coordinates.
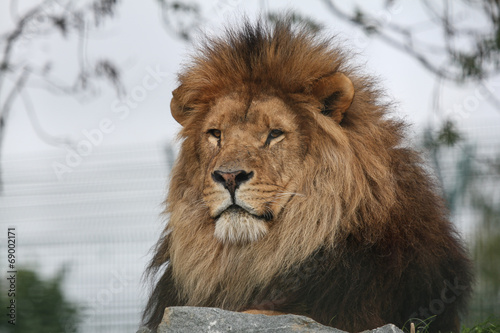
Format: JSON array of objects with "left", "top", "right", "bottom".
[{"left": 143, "top": 18, "right": 473, "bottom": 332}]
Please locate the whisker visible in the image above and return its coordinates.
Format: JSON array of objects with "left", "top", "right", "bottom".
[
  {"left": 250, "top": 183, "right": 288, "bottom": 190},
  {"left": 266, "top": 200, "right": 286, "bottom": 209},
  {"left": 276, "top": 191, "right": 306, "bottom": 197}
]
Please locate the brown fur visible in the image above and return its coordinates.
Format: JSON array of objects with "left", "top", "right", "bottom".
[{"left": 143, "top": 18, "right": 473, "bottom": 332}]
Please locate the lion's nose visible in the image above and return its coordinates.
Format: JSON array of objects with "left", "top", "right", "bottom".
[{"left": 212, "top": 170, "right": 254, "bottom": 196}]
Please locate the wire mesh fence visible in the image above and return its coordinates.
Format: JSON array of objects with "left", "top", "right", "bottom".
[
  {"left": 0, "top": 140, "right": 498, "bottom": 331},
  {"left": 0, "top": 143, "right": 174, "bottom": 332}
]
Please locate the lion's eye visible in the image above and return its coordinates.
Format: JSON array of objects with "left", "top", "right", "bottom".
[
  {"left": 208, "top": 129, "right": 221, "bottom": 139},
  {"left": 269, "top": 129, "right": 284, "bottom": 138},
  {"left": 265, "top": 129, "right": 284, "bottom": 146}
]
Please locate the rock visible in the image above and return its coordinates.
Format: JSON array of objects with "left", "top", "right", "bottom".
[
  {"left": 361, "top": 324, "right": 404, "bottom": 333},
  {"left": 137, "top": 306, "right": 405, "bottom": 333}
]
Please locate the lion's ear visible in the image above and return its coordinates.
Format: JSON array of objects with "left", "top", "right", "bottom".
[
  {"left": 311, "top": 73, "right": 354, "bottom": 123},
  {"left": 170, "top": 87, "right": 191, "bottom": 126}
]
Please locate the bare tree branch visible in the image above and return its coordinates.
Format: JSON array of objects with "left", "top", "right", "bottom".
[
  {"left": 320, "top": 0, "right": 500, "bottom": 115},
  {"left": 0, "top": 1, "right": 49, "bottom": 96},
  {"left": 157, "top": 0, "right": 201, "bottom": 41},
  {"left": 0, "top": 68, "right": 30, "bottom": 126},
  {"left": 321, "top": 0, "right": 500, "bottom": 81},
  {"left": 0, "top": 68, "right": 30, "bottom": 190},
  {"left": 19, "top": 88, "right": 73, "bottom": 149},
  {"left": 0, "top": 0, "right": 122, "bottom": 188},
  {"left": 320, "top": 0, "right": 457, "bottom": 79}
]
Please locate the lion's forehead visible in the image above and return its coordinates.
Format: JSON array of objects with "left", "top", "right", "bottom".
[{"left": 204, "top": 95, "right": 299, "bottom": 133}]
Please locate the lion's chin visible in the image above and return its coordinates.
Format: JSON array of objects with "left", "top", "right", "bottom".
[{"left": 214, "top": 209, "right": 269, "bottom": 245}]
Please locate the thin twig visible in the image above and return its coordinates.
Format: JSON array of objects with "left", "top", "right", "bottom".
[
  {"left": 19, "top": 88, "right": 73, "bottom": 148},
  {"left": 320, "top": 0, "right": 456, "bottom": 80},
  {"left": 0, "top": 68, "right": 30, "bottom": 124},
  {"left": 320, "top": 0, "right": 500, "bottom": 112},
  {"left": 0, "top": 68, "right": 30, "bottom": 190},
  {"left": 0, "top": 0, "right": 52, "bottom": 95}
]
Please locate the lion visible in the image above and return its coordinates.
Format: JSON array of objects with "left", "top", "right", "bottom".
[{"left": 142, "top": 18, "right": 473, "bottom": 332}]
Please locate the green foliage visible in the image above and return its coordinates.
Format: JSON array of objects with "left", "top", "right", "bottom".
[
  {"left": 424, "top": 120, "right": 463, "bottom": 149},
  {"left": 455, "top": 53, "right": 484, "bottom": 80},
  {"left": 423, "top": 120, "right": 474, "bottom": 212},
  {"left": 468, "top": 193, "right": 500, "bottom": 324},
  {"left": 0, "top": 267, "right": 81, "bottom": 333},
  {"left": 423, "top": 122, "right": 500, "bottom": 325},
  {"left": 452, "top": 15, "right": 500, "bottom": 81},
  {"left": 402, "top": 316, "right": 435, "bottom": 333},
  {"left": 437, "top": 120, "right": 463, "bottom": 147},
  {"left": 475, "top": 231, "right": 500, "bottom": 289},
  {"left": 462, "top": 318, "right": 500, "bottom": 333}
]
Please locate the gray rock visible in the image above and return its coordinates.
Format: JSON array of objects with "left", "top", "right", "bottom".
[
  {"left": 361, "top": 324, "right": 404, "bottom": 333},
  {"left": 137, "top": 306, "right": 405, "bottom": 333}
]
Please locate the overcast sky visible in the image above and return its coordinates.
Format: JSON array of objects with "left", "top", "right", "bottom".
[{"left": 1, "top": 0, "right": 499, "bottom": 157}]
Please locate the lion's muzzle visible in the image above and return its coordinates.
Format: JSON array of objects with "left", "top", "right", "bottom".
[{"left": 207, "top": 168, "right": 271, "bottom": 244}]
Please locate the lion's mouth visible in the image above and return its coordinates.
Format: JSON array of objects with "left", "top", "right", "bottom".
[{"left": 214, "top": 204, "right": 273, "bottom": 222}]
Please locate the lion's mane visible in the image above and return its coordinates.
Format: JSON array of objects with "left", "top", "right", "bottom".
[{"left": 143, "top": 19, "right": 473, "bottom": 332}]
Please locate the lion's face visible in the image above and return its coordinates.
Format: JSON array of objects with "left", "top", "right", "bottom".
[
  {"left": 198, "top": 94, "right": 306, "bottom": 244},
  {"left": 171, "top": 71, "right": 354, "bottom": 246}
]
